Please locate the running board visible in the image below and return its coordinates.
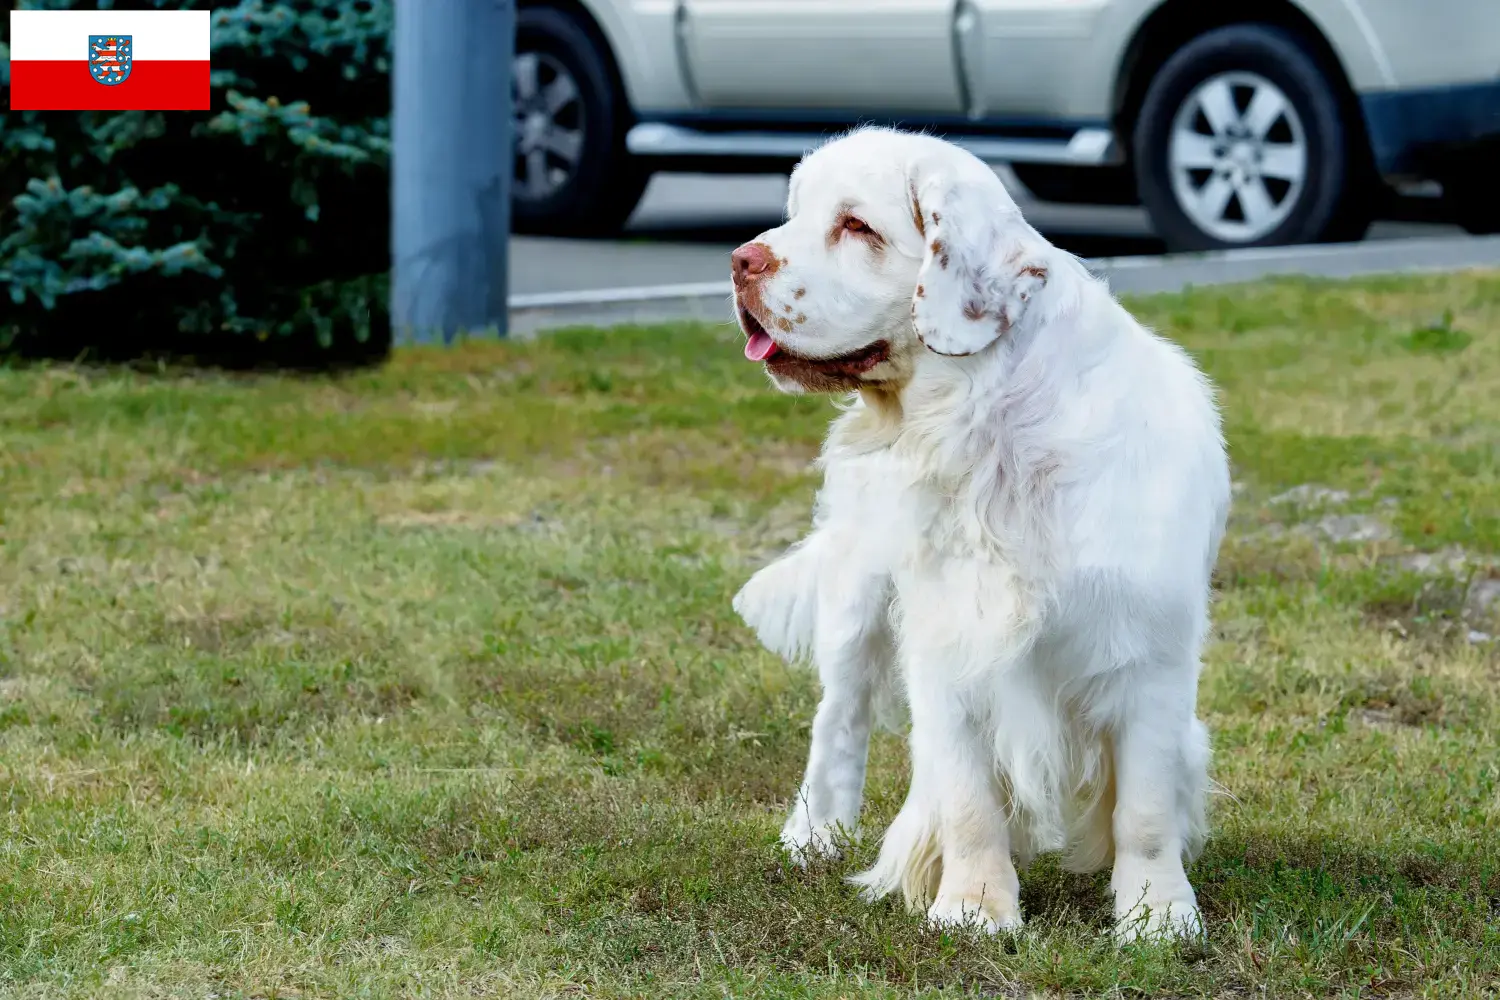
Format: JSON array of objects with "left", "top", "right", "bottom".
[{"left": 625, "top": 122, "right": 1120, "bottom": 166}]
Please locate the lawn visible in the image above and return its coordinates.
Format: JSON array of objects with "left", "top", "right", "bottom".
[{"left": 1, "top": 271, "right": 1498, "bottom": 999}]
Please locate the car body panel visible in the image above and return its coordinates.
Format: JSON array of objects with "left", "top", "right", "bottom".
[
  {"left": 569, "top": 0, "right": 1500, "bottom": 178},
  {"left": 960, "top": 0, "right": 1115, "bottom": 120},
  {"left": 677, "top": 0, "right": 964, "bottom": 113},
  {"left": 1299, "top": 0, "right": 1396, "bottom": 88},
  {"left": 1362, "top": 79, "right": 1500, "bottom": 175},
  {"left": 952, "top": 0, "right": 1399, "bottom": 119},
  {"left": 1354, "top": 0, "right": 1500, "bottom": 90},
  {"left": 578, "top": 0, "right": 692, "bottom": 111},
  {"left": 577, "top": 0, "right": 1431, "bottom": 115}
]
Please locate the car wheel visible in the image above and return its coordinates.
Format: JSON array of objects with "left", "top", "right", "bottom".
[
  {"left": 1132, "top": 24, "right": 1371, "bottom": 251},
  {"left": 511, "top": 5, "right": 649, "bottom": 236}
]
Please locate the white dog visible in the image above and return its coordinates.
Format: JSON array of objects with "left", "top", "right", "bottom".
[{"left": 730, "top": 128, "right": 1229, "bottom": 941}]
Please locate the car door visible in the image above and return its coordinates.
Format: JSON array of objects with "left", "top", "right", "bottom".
[
  {"left": 961, "top": 0, "right": 1122, "bottom": 122},
  {"left": 676, "top": 0, "right": 965, "bottom": 115}
]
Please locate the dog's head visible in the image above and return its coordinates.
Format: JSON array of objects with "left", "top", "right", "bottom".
[{"left": 732, "top": 127, "right": 1054, "bottom": 394}]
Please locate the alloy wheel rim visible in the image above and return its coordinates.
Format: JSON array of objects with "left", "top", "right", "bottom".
[
  {"left": 513, "top": 51, "right": 585, "bottom": 201},
  {"left": 1168, "top": 71, "right": 1309, "bottom": 242}
]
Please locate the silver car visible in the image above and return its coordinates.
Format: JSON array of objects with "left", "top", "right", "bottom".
[{"left": 510, "top": 0, "right": 1500, "bottom": 250}]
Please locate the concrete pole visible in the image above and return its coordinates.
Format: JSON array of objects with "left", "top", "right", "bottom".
[{"left": 391, "top": 0, "right": 514, "bottom": 344}]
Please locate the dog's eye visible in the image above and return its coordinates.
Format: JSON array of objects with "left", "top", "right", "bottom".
[{"left": 827, "top": 212, "right": 881, "bottom": 248}]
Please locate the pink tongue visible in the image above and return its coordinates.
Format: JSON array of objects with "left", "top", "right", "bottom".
[{"left": 744, "top": 331, "right": 780, "bottom": 361}]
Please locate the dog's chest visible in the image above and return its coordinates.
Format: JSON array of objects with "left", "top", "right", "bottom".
[
  {"left": 814, "top": 450, "right": 922, "bottom": 558},
  {"left": 816, "top": 449, "right": 1012, "bottom": 572}
]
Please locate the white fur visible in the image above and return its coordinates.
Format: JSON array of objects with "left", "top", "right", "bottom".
[{"left": 732, "top": 128, "right": 1229, "bottom": 940}]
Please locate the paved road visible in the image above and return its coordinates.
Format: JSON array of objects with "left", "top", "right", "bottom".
[{"left": 510, "top": 168, "right": 1462, "bottom": 297}]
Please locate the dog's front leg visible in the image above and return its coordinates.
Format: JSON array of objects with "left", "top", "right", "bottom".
[
  {"left": 736, "top": 531, "right": 894, "bottom": 863},
  {"left": 853, "top": 651, "right": 1023, "bottom": 931},
  {"left": 907, "top": 676, "right": 1024, "bottom": 932},
  {"left": 854, "top": 564, "right": 1027, "bottom": 932},
  {"left": 1108, "top": 662, "right": 1209, "bottom": 942},
  {"left": 779, "top": 561, "right": 894, "bottom": 863}
]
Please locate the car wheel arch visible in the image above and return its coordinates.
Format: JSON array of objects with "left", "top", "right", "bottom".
[
  {"left": 520, "top": 0, "right": 637, "bottom": 128},
  {"left": 1110, "top": 0, "right": 1372, "bottom": 173}
]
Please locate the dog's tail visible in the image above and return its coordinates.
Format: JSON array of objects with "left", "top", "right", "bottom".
[
  {"left": 1057, "top": 734, "right": 1116, "bottom": 875},
  {"left": 732, "top": 539, "right": 822, "bottom": 665},
  {"left": 848, "top": 795, "right": 942, "bottom": 912}
]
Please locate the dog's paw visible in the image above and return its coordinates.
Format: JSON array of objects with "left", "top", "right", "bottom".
[
  {"left": 1113, "top": 894, "right": 1204, "bottom": 944},
  {"left": 926, "top": 891, "right": 1023, "bottom": 935},
  {"left": 779, "top": 814, "right": 852, "bottom": 866}
]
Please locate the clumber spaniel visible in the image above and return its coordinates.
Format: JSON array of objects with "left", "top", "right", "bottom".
[{"left": 730, "top": 128, "right": 1230, "bottom": 940}]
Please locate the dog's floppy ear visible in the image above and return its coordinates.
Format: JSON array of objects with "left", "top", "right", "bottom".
[{"left": 909, "top": 173, "right": 1050, "bottom": 357}]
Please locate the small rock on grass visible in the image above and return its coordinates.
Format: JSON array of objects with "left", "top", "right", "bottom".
[
  {"left": 1467, "top": 578, "right": 1500, "bottom": 622},
  {"left": 1313, "top": 514, "right": 1390, "bottom": 544},
  {"left": 1270, "top": 484, "right": 1351, "bottom": 507}
]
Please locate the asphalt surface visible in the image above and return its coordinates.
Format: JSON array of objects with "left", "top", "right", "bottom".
[{"left": 509, "top": 168, "right": 1464, "bottom": 297}]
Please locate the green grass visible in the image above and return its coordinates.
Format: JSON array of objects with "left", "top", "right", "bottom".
[{"left": 1, "top": 271, "right": 1498, "bottom": 998}]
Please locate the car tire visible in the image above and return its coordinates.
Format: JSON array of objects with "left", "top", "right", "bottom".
[
  {"left": 1132, "top": 24, "right": 1371, "bottom": 251},
  {"left": 511, "top": 5, "right": 649, "bottom": 236}
]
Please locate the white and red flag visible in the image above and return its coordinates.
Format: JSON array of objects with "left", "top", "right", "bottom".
[{"left": 9, "top": 9, "right": 211, "bottom": 111}]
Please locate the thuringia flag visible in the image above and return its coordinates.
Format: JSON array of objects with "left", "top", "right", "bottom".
[{"left": 9, "top": 10, "right": 211, "bottom": 111}]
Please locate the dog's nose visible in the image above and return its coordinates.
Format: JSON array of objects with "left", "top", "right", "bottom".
[{"left": 731, "top": 242, "right": 773, "bottom": 281}]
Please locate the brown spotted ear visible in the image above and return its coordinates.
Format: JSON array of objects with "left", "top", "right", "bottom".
[{"left": 909, "top": 174, "right": 1050, "bottom": 357}]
